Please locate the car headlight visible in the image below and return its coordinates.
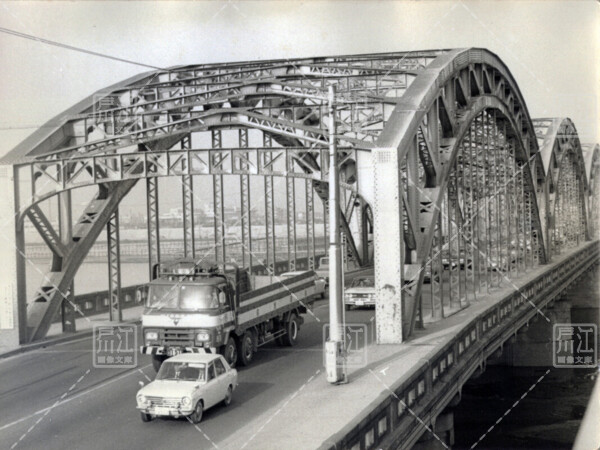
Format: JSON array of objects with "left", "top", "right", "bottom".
[
  {"left": 181, "top": 396, "right": 191, "bottom": 406},
  {"left": 195, "top": 331, "right": 210, "bottom": 342},
  {"left": 137, "top": 394, "right": 147, "bottom": 405},
  {"left": 145, "top": 331, "right": 158, "bottom": 341}
]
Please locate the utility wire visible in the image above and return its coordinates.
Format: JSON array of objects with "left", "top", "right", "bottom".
[{"left": 0, "top": 25, "right": 165, "bottom": 71}]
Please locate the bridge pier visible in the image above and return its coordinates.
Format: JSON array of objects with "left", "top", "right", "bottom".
[
  {"left": 0, "top": 165, "right": 26, "bottom": 349},
  {"left": 412, "top": 411, "right": 455, "bottom": 450},
  {"left": 489, "top": 298, "right": 571, "bottom": 367}
]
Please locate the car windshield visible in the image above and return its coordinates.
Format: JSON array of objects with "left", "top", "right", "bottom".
[
  {"left": 156, "top": 362, "right": 206, "bottom": 381},
  {"left": 351, "top": 277, "right": 375, "bottom": 288},
  {"left": 147, "top": 284, "right": 220, "bottom": 310}
]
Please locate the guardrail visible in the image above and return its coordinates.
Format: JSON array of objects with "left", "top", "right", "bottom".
[
  {"left": 27, "top": 236, "right": 327, "bottom": 260},
  {"left": 51, "top": 254, "right": 327, "bottom": 323},
  {"left": 322, "top": 241, "right": 599, "bottom": 450}
]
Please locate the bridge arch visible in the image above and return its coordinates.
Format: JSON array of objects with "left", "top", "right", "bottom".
[
  {"left": 533, "top": 118, "right": 589, "bottom": 256},
  {"left": 582, "top": 143, "right": 600, "bottom": 239},
  {"left": 371, "top": 48, "right": 547, "bottom": 340},
  {"left": 0, "top": 48, "right": 594, "bottom": 344}
]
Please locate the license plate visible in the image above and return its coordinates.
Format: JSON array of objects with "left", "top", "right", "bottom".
[
  {"left": 167, "top": 347, "right": 181, "bottom": 356},
  {"left": 355, "top": 300, "right": 364, "bottom": 306},
  {"left": 153, "top": 407, "right": 171, "bottom": 416}
]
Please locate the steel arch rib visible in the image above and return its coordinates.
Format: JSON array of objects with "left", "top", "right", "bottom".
[
  {"left": 371, "top": 48, "right": 547, "bottom": 339},
  {"left": 533, "top": 118, "right": 589, "bottom": 254},
  {"left": 582, "top": 143, "right": 600, "bottom": 238}
]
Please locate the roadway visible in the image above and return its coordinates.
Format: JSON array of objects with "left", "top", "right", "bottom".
[{"left": 0, "top": 299, "right": 375, "bottom": 450}]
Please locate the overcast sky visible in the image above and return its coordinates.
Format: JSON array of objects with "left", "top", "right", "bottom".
[{"left": 0, "top": 0, "right": 598, "bottom": 155}]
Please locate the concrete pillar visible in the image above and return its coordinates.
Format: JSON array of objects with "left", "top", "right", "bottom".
[
  {"left": 493, "top": 299, "right": 572, "bottom": 367},
  {"left": 412, "top": 411, "right": 455, "bottom": 450},
  {"left": 373, "top": 147, "right": 404, "bottom": 343},
  {"left": 0, "top": 165, "right": 27, "bottom": 349}
]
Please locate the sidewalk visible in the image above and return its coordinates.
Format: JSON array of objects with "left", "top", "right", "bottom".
[{"left": 0, "top": 306, "right": 144, "bottom": 359}]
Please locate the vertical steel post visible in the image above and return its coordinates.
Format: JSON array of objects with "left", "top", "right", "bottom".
[
  {"left": 107, "top": 210, "right": 122, "bottom": 322},
  {"left": 325, "top": 86, "right": 346, "bottom": 384},
  {"left": 212, "top": 130, "right": 226, "bottom": 264},
  {"left": 181, "top": 135, "right": 195, "bottom": 259},
  {"left": 286, "top": 175, "right": 297, "bottom": 272},
  {"left": 306, "top": 179, "right": 316, "bottom": 270},
  {"left": 239, "top": 129, "right": 253, "bottom": 272},
  {"left": 146, "top": 177, "right": 160, "bottom": 280},
  {"left": 263, "top": 134, "right": 276, "bottom": 273},
  {"left": 58, "top": 190, "right": 76, "bottom": 332}
]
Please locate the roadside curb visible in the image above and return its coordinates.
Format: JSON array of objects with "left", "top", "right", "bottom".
[{"left": 0, "top": 318, "right": 142, "bottom": 360}]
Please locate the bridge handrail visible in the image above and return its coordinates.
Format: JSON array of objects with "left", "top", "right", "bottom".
[{"left": 321, "top": 241, "right": 599, "bottom": 450}]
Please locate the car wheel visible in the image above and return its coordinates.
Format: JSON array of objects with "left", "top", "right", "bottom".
[
  {"left": 281, "top": 313, "right": 299, "bottom": 346},
  {"left": 223, "top": 385, "right": 233, "bottom": 407},
  {"left": 152, "top": 355, "right": 167, "bottom": 373},
  {"left": 237, "top": 331, "right": 254, "bottom": 366},
  {"left": 140, "top": 412, "right": 153, "bottom": 423},
  {"left": 189, "top": 401, "right": 203, "bottom": 424},
  {"left": 345, "top": 304, "right": 352, "bottom": 311},
  {"left": 222, "top": 336, "right": 238, "bottom": 368}
]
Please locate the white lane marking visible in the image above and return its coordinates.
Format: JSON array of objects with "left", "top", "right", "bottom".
[
  {"left": 0, "top": 364, "right": 152, "bottom": 432},
  {"left": 137, "top": 368, "right": 152, "bottom": 382},
  {"left": 10, "top": 369, "right": 92, "bottom": 449}
]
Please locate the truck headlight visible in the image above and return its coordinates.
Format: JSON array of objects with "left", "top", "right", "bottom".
[
  {"left": 137, "top": 394, "right": 147, "bottom": 405},
  {"left": 195, "top": 331, "right": 210, "bottom": 343},
  {"left": 181, "top": 396, "right": 191, "bottom": 406},
  {"left": 145, "top": 331, "right": 158, "bottom": 341}
]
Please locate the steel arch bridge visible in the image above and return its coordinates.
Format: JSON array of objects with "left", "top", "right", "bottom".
[{"left": 0, "top": 48, "right": 596, "bottom": 345}]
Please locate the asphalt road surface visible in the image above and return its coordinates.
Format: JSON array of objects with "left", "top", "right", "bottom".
[{"left": 0, "top": 301, "right": 375, "bottom": 450}]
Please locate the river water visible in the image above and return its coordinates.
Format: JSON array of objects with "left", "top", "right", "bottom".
[{"left": 453, "top": 265, "right": 600, "bottom": 449}]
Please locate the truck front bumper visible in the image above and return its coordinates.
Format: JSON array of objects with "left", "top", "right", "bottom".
[{"left": 140, "top": 345, "right": 216, "bottom": 355}]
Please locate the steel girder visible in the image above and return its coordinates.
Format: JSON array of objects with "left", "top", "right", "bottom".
[{"left": 533, "top": 118, "right": 589, "bottom": 256}]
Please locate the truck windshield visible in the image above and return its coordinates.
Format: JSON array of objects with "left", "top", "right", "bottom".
[{"left": 146, "top": 284, "right": 220, "bottom": 310}]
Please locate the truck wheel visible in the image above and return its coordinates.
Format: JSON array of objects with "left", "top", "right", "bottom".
[
  {"left": 189, "top": 401, "right": 203, "bottom": 424},
  {"left": 237, "top": 331, "right": 254, "bottom": 366},
  {"left": 222, "top": 337, "right": 238, "bottom": 368},
  {"left": 140, "top": 412, "right": 153, "bottom": 422},
  {"left": 152, "top": 355, "right": 167, "bottom": 372},
  {"left": 281, "top": 314, "right": 300, "bottom": 346}
]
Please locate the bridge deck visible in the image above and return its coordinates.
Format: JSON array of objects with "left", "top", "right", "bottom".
[
  {"left": 0, "top": 243, "right": 595, "bottom": 450},
  {"left": 220, "top": 243, "right": 595, "bottom": 450}
]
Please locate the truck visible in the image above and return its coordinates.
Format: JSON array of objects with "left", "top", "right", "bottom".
[{"left": 140, "top": 259, "right": 322, "bottom": 371}]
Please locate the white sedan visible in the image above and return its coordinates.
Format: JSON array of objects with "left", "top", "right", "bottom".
[
  {"left": 344, "top": 276, "right": 376, "bottom": 309},
  {"left": 136, "top": 353, "right": 238, "bottom": 424}
]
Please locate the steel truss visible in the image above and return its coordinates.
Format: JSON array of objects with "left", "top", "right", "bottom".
[
  {"left": 533, "top": 118, "right": 589, "bottom": 256},
  {"left": 1, "top": 48, "right": 596, "bottom": 344}
]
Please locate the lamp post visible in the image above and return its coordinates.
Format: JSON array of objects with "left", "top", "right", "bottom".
[{"left": 325, "top": 85, "right": 347, "bottom": 384}]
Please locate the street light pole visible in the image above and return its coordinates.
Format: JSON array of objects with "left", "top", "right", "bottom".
[{"left": 325, "top": 85, "right": 347, "bottom": 384}]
